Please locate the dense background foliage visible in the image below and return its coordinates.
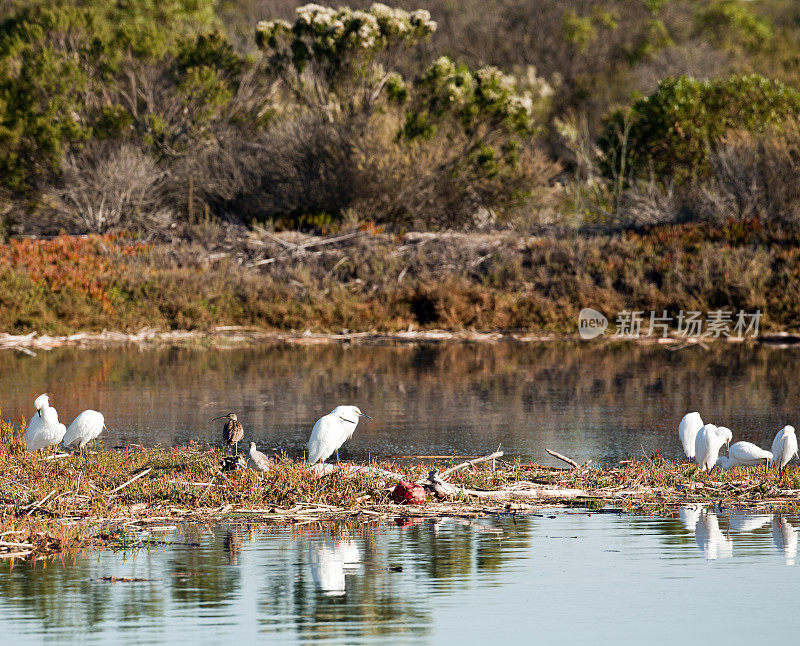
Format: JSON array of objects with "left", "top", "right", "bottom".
[{"left": 2, "top": 0, "right": 800, "bottom": 236}]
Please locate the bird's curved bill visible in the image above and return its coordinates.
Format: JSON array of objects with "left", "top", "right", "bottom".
[
  {"left": 358, "top": 413, "right": 373, "bottom": 420},
  {"left": 211, "top": 416, "right": 227, "bottom": 421}
]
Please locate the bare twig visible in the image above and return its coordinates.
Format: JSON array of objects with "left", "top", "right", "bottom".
[
  {"left": 546, "top": 449, "right": 580, "bottom": 469},
  {"left": 109, "top": 468, "right": 152, "bottom": 495},
  {"left": 439, "top": 451, "right": 505, "bottom": 479}
]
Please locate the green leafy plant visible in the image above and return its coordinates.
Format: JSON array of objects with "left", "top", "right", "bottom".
[{"left": 599, "top": 74, "right": 800, "bottom": 184}]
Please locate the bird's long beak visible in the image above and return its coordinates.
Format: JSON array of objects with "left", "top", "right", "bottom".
[
  {"left": 340, "top": 417, "right": 357, "bottom": 424},
  {"left": 211, "top": 416, "right": 227, "bottom": 421},
  {"left": 358, "top": 413, "right": 372, "bottom": 420}
]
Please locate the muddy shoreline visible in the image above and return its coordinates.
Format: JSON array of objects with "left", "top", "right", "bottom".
[{"left": 2, "top": 327, "right": 795, "bottom": 353}]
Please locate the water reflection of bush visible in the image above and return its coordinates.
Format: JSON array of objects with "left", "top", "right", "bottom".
[{"left": 3, "top": 343, "right": 800, "bottom": 462}]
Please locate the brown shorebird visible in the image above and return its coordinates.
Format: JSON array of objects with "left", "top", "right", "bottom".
[
  {"left": 247, "top": 442, "right": 270, "bottom": 472},
  {"left": 213, "top": 413, "right": 244, "bottom": 456}
]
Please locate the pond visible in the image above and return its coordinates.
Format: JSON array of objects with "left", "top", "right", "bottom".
[
  {"left": 1, "top": 341, "right": 799, "bottom": 464},
  {"left": 0, "top": 509, "right": 798, "bottom": 645}
]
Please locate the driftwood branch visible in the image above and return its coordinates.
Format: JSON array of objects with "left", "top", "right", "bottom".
[
  {"left": 440, "top": 451, "right": 504, "bottom": 479},
  {"left": 25, "top": 490, "right": 56, "bottom": 516},
  {"left": 308, "top": 463, "right": 401, "bottom": 480},
  {"left": 109, "top": 468, "right": 152, "bottom": 495},
  {"left": 546, "top": 449, "right": 580, "bottom": 469}
]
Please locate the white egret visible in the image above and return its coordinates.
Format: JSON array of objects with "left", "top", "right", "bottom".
[
  {"left": 694, "top": 424, "right": 731, "bottom": 471},
  {"left": 678, "top": 412, "right": 703, "bottom": 459},
  {"left": 62, "top": 410, "right": 106, "bottom": 457},
  {"left": 24, "top": 394, "right": 66, "bottom": 454},
  {"left": 770, "top": 425, "right": 798, "bottom": 471},
  {"left": 247, "top": 442, "right": 270, "bottom": 472},
  {"left": 715, "top": 441, "right": 772, "bottom": 470},
  {"left": 307, "top": 405, "right": 371, "bottom": 464}
]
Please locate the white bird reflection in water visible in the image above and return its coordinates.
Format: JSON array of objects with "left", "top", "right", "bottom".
[
  {"left": 695, "top": 508, "right": 733, "bottom": 561},
  {"left": 725, "top": 511, "right": 771, "bottom": 534},
  {"left": 771, "top": 516, "right": 798, "bottom": 565},
  {"left": 679, "top": 505, "right": 799, "bottom": 564},
  {"left": 308, "top": 537, "right": 361, "bottom": 596},
  {"left": 679, "top": 504, "right": 702, "bottom": 532}
]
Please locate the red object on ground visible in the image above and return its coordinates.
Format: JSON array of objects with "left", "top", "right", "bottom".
[{"left": 391, "top": 480, "right": 426, "bottom": 505}]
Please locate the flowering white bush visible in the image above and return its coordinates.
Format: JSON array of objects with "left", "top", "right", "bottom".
[{"left": 256, "top": 3, "right": 436, "bottom": 119}]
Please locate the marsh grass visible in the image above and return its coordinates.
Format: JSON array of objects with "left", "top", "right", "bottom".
[
  {"left": 2, "top": 411, "right": 800, "bottom": 560},
  {"left": 3, "top": 222, "right": 800, "bottom": 336}
]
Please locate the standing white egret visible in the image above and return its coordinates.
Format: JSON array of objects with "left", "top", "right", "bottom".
[
  {"left": 694, "top": 424, "right": 731, "bottom": 471},
  {"left": 24, "top": 394, "right": 66, "bottom": 454},
  {"left": 307, "top": 405, "right": 371, "bottom": 464},
  {"left": 715, "top": 441, "right": 772, "bottom": 470},
  {"left": 678, "top": 412, "right": 703, "bottom": 459},
  {"left": 770, "top": 425, "right": 798, "bottom": 471},
  {"left": 62, "top": 410, "right": 106, "bottom": 457}
]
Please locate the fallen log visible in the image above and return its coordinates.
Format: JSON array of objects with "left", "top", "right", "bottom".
[
  {"left": 307, "top": 463, "right": 402, "bottom": 480},
  {"left": 546, "top": 449, "right": 580, "bottom": 469}
]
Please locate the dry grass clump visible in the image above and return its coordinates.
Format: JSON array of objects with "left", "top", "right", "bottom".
[{"left": 3, "top": 223, "right": 800, "bottom": 336}]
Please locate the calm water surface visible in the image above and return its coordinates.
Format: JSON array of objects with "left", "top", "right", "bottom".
[
  {"left": 0, "top": 509, "right": 798, "bottom": 645},
  {"left": 1, "top": 342, "right": 799, "bottom": 464}
]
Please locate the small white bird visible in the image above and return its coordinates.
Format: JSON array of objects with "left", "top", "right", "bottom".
[
  {"left": 63, "top": 410, "right": 106, "bottom": 457},
  {"left": 715, "top": 441, "right": 772, "bottom": 470},
  {"left": 694, "top": 424, "right": 731, "bottom": 471},
  {"left": 248, "top": 442, "right": 270, "bottom": 472},
  {"left": 679, "top": 412, "right": 704, "bottom": 459},
  {"left": 307, "top": 405, "right": 371, "bottom": 464},
  {"left": 24, "top": 394, "right": 66, "bottom": 453},
  {"left": 770, "top": 425, "right": 798, "bottom": 471}
]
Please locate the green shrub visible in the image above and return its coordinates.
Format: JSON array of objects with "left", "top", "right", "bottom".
[{"left": 599, "top": 74, "right": 800, "bottom": 184}]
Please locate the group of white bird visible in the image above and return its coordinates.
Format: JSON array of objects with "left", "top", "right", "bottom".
[
  {"left": 23, "top": 394, "right": 370, "bottom": 466},
  {"left": 678, "top": 411, "right": 798, "bottom": 472},
  {"left": 23, "top": 393, "right": 105, "bottom": 456}
]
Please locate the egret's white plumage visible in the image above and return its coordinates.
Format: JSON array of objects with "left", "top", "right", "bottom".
[
  {"left": 770, "top": 425, "right": 798, "bottom": 469},
  {"left": 307, "top": 405, "right": 371, "bottom": 464},
  {"left": 63, "top": 410, "right": 105, "bottom": 452},
  {"left": 694, "top": 424, "right": 731, "bottom": 471},
  {"left": 24, "top": 394, "right": 66, "bottom": 452},
  {"left": 695, "top": 509, "right": 733, "bottom": 560},
  {"left": 678, "top": 412, "right": 703, "bottom": 459},
  {"left": 715, "top": 441, "right": 772, "bottom": 470}
]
